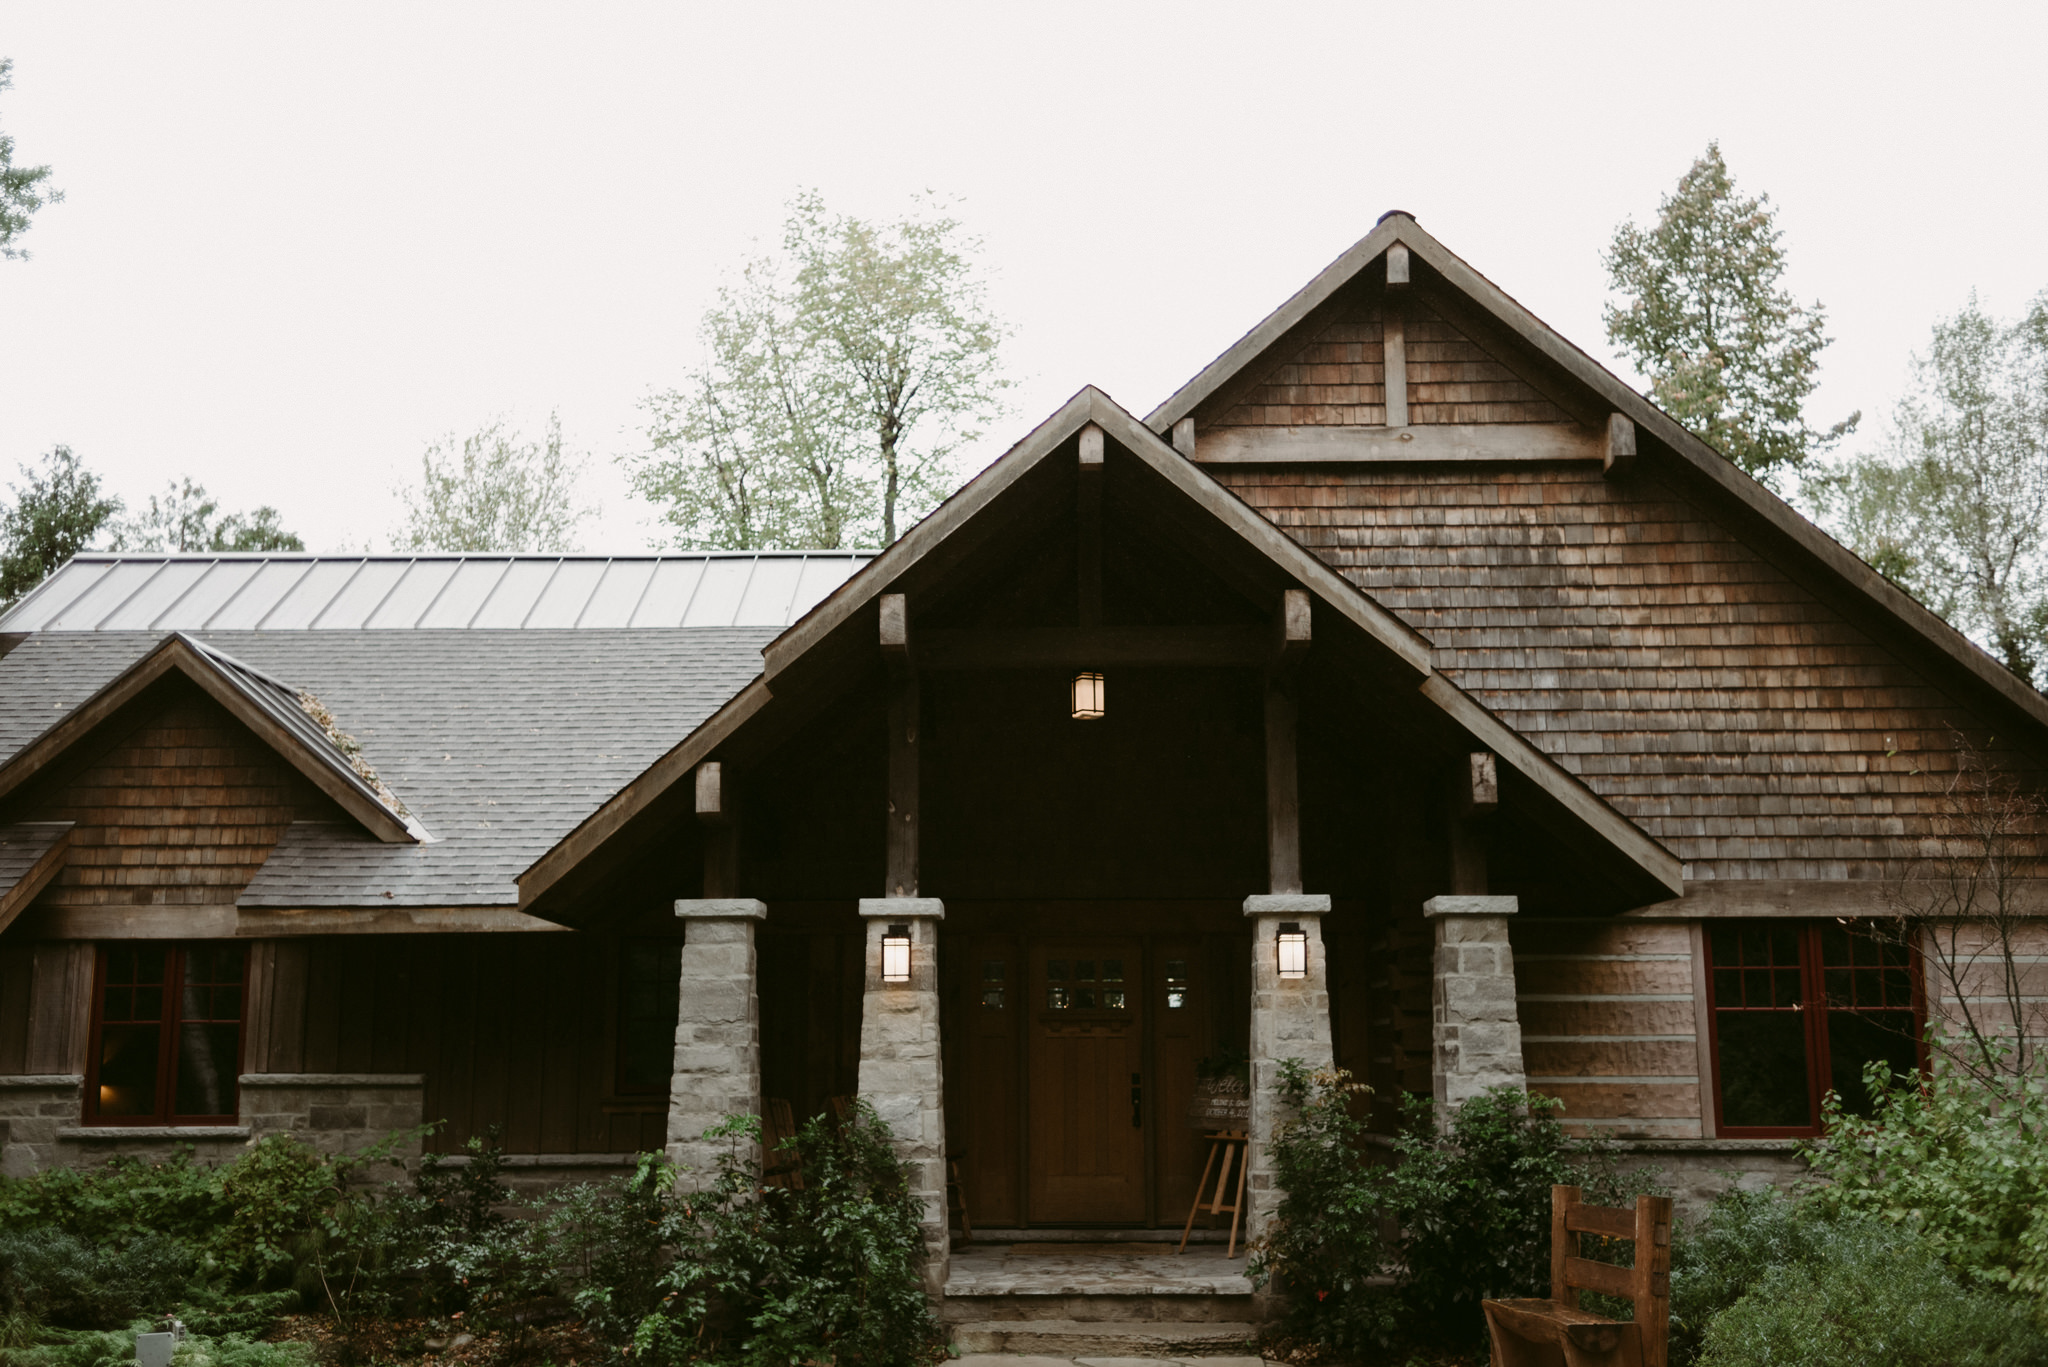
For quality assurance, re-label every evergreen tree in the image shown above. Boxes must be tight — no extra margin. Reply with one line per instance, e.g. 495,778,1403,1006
1604,143,1856,488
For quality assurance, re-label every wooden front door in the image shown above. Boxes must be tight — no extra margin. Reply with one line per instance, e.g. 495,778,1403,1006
1027,940,1147,1223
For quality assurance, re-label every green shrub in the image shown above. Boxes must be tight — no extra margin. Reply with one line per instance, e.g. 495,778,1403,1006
633,1103,943,1367
1247,1065,1659,1357
0,1229,196,1329
0,1324,314,1367
1697,1215,2048,1367
1806,1047,2048,1306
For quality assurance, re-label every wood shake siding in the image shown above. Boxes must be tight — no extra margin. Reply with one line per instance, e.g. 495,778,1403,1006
1217,462,2048,881
1513,919,1705,1139
27,689,331,910
1211,295,1565,429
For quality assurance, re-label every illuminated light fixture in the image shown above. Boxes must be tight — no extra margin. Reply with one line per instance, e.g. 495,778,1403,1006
881,923,912,983
1071,672,1105,720
1277,922,1308,980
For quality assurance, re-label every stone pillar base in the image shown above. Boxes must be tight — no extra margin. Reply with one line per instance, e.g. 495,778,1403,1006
667,899,767,1185
1423,895,1527,1127
855,897,949,1297
1244,893,1334,1244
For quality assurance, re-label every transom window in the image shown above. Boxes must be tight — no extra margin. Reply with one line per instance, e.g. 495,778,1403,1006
1706,922,1920,1136
87,944,245,1125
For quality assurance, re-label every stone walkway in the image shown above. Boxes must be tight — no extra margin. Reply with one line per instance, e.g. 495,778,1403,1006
954,1358,1270,1367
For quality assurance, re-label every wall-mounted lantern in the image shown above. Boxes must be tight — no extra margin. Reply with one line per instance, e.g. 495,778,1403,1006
1277,922,1308,979
881,923,912,983
1072,672,1105,720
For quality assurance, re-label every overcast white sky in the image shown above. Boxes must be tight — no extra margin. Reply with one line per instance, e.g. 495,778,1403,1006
2,2,2043,553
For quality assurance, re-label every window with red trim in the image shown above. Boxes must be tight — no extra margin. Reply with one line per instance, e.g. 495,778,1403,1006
87,944,246,1124
1706,922,1920,1136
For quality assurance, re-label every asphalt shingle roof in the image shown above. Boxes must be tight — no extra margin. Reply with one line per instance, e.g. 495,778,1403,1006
0,629,772,906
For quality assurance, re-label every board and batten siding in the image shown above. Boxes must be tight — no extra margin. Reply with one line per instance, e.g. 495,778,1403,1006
1512,919,1709,1139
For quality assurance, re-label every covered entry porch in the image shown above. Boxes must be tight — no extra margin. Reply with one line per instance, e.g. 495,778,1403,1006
513,392,1681,1306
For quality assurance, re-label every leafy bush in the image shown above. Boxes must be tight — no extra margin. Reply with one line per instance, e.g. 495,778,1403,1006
633,1104,943,1367
1805,1047,2048,1305
0,1324,314,1367
1695,1214,2048,1367
1248,1064,1659,1357
0,1229,195,1329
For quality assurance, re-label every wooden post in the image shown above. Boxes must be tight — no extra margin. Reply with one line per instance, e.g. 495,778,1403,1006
1078,424,1104,629
881,593,920,898
1265,589,1311,896
1604,412,1637,478
1448,752,1495,895
1552,1184,1580,1308
1635,1193,1674,1367
694,760,737,898
1171,416,1196,457
1385,242,1411,288
1383,301,1408,428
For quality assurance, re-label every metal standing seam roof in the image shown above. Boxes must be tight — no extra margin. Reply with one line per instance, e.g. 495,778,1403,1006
0,552,874,633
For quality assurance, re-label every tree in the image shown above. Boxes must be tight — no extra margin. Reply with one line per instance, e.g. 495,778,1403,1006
114,477,305,553
1812,292,2048,682
394,414,590,553
0,446,121,606
630,191,1010,550
0,58,63,261
1604,143,1856,488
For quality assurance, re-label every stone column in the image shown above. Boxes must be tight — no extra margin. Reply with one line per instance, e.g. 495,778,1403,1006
1423,895,1527,1127
667,898,767,1185
1245,893,1334,1240
855,897,949,1295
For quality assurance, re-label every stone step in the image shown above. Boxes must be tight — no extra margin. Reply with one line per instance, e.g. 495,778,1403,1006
949,1318,1264,1357
942,1293,1259,1324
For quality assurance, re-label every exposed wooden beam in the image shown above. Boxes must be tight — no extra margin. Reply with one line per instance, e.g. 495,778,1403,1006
1447,752,1495,896
1272,588,1311,673
1604,412,1638,478
880,592,912,679
1077,427,1103,628
1383,301,1409,428
695,762,739,897
1171,417,1196,457
886,674,920,898
693,761,727,823
916,624,1269,670
1196,423,1602,465
1385,242,1411,288
1461,751,1499,815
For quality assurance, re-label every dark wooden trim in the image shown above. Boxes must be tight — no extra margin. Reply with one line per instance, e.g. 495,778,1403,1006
1196,423,1601,465
1078,427,1104,629
885,674,920,898
0,824,71,938
1264,676,1301,895
918,625,1268,670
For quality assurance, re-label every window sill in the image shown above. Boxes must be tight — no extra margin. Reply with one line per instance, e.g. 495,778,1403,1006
238,1073,425,1087
0,1075,83,1089
59,1126,252,1141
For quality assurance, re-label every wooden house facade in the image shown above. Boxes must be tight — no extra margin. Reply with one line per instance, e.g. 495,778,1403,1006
3,215,2045,1281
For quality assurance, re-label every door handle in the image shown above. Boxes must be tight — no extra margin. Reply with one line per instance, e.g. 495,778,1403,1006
1131,1072,1143,1128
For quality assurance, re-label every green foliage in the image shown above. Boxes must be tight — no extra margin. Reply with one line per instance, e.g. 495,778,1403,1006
1694,1212,2048,1367
375,1134,556,1328
394,414,591,553
1804,1047,2048,1305
1248,1065,1658,1356
0,1230,195,1330
633,1104,942,1367
113,479,304,554
632,190,1010,550
1810,290,2048,682
0,446,122,608
0,58,64,262
0,1323,314,1367
1604,142,1855,488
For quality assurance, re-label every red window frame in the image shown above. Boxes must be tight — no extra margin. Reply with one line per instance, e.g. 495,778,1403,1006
1704,921,1923,1138
84,943,247,1126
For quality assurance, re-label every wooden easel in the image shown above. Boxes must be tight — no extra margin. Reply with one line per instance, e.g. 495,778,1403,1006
1176,1129,1249,1258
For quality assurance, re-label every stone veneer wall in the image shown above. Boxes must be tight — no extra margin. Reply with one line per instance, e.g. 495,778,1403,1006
0,1073,423,1180
855,901,949,1297
1244,895,1335,1242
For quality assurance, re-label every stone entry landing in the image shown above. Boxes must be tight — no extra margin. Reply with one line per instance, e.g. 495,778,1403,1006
944,1238,1260,1358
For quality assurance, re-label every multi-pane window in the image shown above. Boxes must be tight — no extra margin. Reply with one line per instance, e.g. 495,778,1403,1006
1706,923,1920,1136
616,939,682,1094
88,944,245,1124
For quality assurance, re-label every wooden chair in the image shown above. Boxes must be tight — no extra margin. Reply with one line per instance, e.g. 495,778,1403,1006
1482,1185,1673,1367
1176,1130,1249,1258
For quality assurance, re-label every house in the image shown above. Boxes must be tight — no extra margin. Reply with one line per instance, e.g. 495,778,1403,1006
3,214,2041,1291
